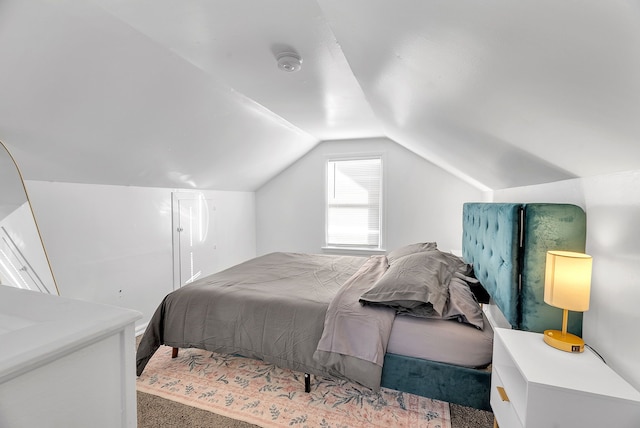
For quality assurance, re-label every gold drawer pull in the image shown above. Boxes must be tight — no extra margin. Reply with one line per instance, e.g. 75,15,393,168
496,386,510,402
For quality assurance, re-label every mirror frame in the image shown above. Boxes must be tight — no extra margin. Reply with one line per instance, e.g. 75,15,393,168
0,140,59,295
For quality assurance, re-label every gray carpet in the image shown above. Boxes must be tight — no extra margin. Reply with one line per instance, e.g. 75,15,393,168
138,391,258,428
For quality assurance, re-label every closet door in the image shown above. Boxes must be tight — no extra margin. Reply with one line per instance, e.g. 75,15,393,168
172,192,217,289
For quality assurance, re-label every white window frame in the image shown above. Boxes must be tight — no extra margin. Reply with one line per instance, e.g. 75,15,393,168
323,154,385,254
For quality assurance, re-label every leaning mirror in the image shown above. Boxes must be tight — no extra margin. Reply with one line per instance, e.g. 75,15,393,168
0,140,58,294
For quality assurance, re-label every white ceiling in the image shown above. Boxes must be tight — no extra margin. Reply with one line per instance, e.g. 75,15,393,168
1,0,640,191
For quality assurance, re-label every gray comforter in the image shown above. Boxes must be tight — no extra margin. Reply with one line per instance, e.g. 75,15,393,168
136,252,383,384
314,255,395,389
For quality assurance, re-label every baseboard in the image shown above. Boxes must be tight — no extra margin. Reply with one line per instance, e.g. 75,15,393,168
135,321,149,337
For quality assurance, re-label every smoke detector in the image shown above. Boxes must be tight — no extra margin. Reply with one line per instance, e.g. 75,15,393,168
277,52,302,72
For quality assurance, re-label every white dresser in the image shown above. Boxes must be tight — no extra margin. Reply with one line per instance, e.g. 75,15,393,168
491,327,640,428
0,286,141,428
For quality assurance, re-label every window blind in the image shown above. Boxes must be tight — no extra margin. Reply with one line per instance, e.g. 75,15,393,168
326,157,382,248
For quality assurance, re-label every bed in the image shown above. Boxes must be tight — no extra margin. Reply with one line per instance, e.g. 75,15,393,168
136,202,586,411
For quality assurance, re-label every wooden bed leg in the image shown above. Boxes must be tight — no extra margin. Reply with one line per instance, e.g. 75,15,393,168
172,347,179,358
304,373,310,393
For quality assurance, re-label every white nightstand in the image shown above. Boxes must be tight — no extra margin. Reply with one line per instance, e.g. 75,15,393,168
491,328,640,428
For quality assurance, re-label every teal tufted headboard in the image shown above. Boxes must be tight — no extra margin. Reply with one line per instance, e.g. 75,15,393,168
462,203,587,335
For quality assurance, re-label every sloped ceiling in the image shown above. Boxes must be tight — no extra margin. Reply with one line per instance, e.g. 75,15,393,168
1,0,640,191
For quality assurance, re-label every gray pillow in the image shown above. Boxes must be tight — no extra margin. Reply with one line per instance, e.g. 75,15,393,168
387,242,438,264
360,250,484,329
442,277,484,329
360,251,452,316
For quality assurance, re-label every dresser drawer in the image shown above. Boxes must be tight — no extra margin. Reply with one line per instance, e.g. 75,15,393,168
490,369,523,428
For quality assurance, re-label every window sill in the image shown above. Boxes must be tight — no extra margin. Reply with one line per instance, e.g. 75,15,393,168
321,246,387,256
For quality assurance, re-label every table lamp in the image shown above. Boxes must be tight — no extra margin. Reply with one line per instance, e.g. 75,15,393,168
543,250,592,353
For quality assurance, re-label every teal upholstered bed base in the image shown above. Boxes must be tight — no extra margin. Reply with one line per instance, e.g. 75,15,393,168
379,203,586,411
381,353,492,410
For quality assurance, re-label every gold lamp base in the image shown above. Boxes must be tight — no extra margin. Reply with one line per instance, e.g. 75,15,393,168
543,329,585,353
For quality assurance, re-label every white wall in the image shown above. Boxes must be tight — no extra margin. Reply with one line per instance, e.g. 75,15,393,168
25,181,256,331
492,169,640,391
256,137,483,255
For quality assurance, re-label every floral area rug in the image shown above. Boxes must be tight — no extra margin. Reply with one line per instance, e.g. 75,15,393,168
137,346,451,428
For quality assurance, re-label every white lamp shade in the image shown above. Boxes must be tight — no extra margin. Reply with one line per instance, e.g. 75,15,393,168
544,250,592,312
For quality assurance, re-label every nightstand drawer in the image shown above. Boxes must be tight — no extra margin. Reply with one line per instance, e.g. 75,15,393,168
491,368,523,428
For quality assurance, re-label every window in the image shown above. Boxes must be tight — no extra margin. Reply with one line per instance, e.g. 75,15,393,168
0,226,50,292
326,156,382,249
